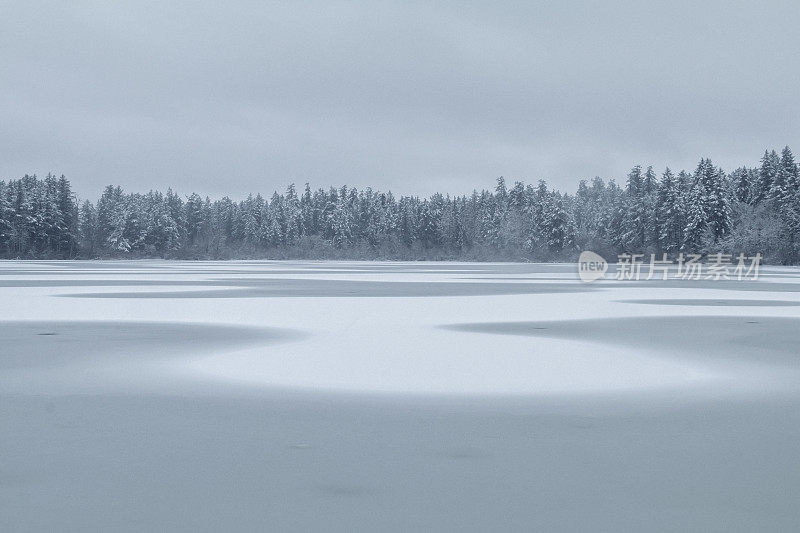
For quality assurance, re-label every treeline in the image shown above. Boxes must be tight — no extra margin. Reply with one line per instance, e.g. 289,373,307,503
1,147,799,262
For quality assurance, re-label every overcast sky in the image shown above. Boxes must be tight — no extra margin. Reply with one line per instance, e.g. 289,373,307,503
1,1,799,200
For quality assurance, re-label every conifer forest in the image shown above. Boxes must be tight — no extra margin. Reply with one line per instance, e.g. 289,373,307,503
2,147,798,263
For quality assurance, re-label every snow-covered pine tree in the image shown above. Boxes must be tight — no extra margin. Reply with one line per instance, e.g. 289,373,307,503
702,163,731,243
731,167,753,204
259,199,280,247
526,180,549,251
682,184,707,252
0,180,10,254
284,184,301,245
55,175,78,256
165,188,187,246
621,166,647,251
656,168,683,253
601,179,626,252
755,150,779,204
775,146,799,211
643,166,659,248
96,185,130,253
300,183,314,237
331,188,354,247
541,192,572,254
776,146,800,262
78,200,97,256
184,193,208,248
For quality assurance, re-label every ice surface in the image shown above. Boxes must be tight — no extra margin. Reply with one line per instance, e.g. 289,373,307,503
2,260,800,531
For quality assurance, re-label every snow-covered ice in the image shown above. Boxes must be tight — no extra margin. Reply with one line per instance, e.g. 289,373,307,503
2,260,800,531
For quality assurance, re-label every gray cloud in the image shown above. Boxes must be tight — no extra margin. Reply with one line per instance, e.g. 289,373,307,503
2,0,799,199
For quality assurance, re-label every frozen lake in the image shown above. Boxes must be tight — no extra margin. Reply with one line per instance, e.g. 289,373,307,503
2,260,800,531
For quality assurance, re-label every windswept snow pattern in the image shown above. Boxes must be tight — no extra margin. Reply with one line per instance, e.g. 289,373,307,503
2,260,800,532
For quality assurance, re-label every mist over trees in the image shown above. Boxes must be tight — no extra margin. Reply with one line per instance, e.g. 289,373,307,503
1,147,799,263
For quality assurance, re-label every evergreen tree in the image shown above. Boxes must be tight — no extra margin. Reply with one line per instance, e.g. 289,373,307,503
56,175,77,256
0,181,10,254
774,146,799,210
621,166,648,250
656,168,683,253
79,200,98,257
702,163,731,243
755,150,779,204
683,184,706,252
731,167,753,204
541,193,572,253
